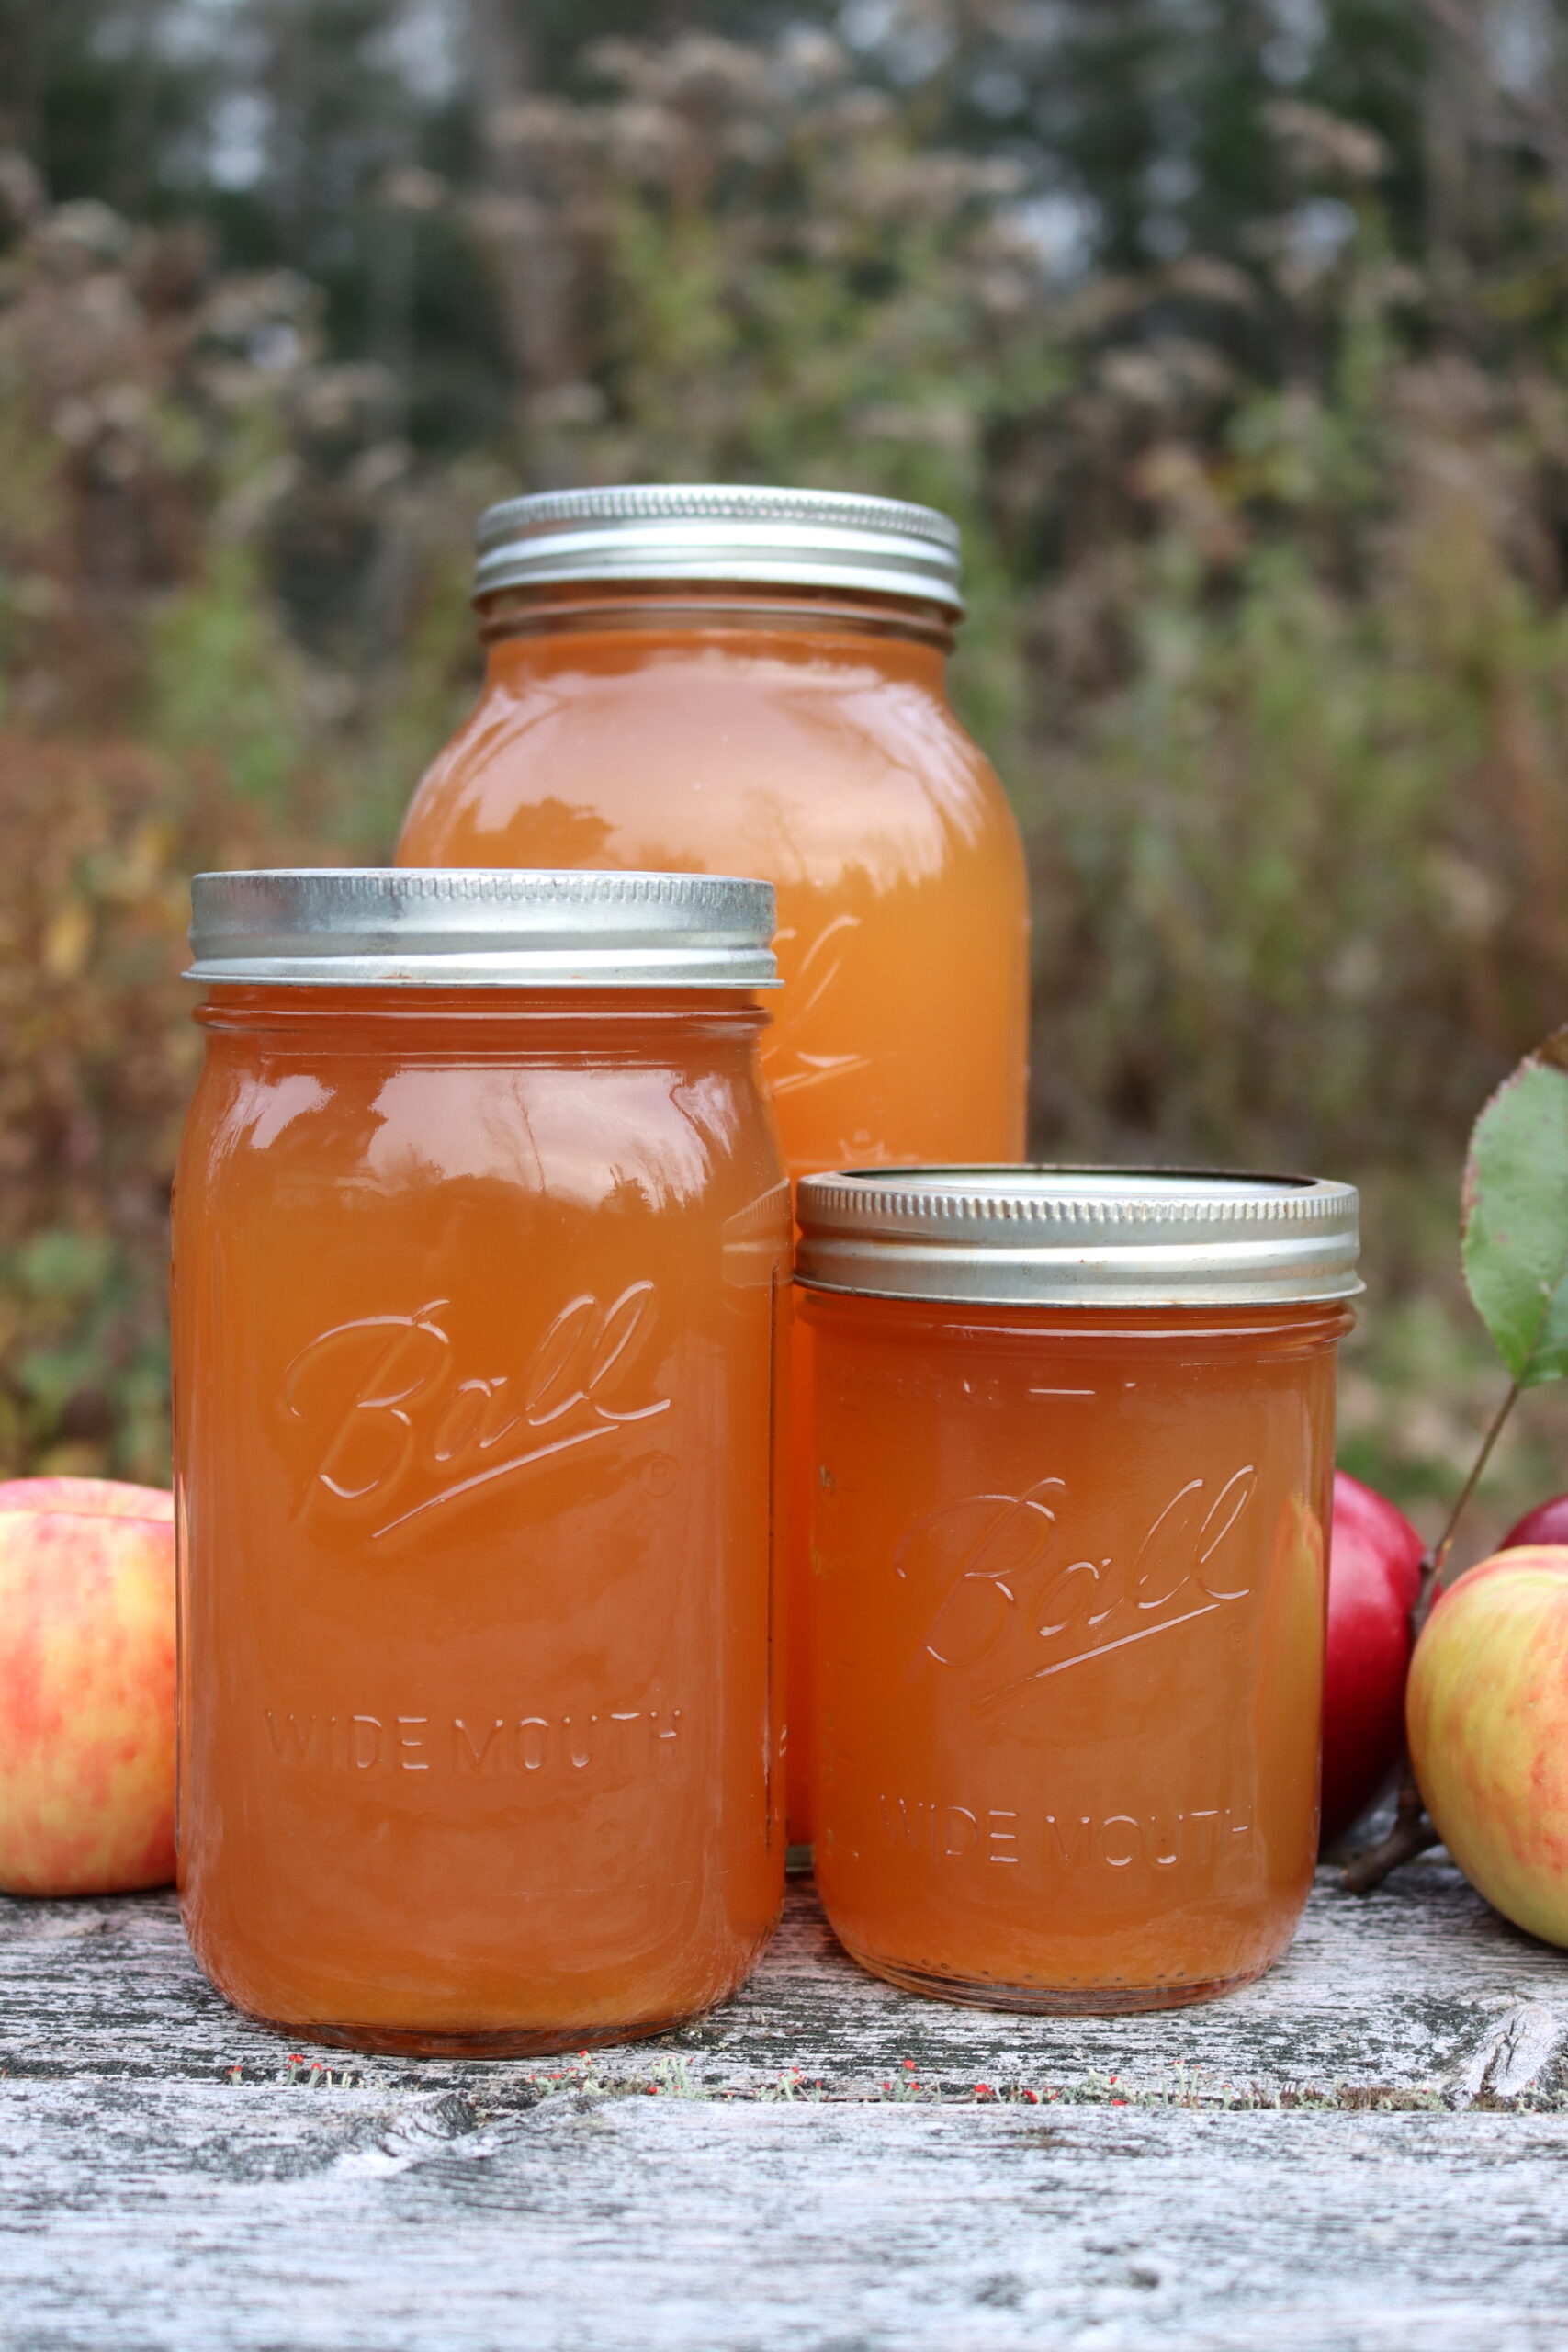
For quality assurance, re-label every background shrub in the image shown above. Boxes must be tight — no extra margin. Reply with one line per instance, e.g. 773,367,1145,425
2,2,1566,1539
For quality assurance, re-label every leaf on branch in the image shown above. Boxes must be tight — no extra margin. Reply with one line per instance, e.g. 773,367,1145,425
1461,1027,1568,1388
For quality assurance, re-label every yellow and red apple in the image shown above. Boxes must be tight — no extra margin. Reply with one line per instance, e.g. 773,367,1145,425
1407,1544,1568,1945
0,1476,176,1896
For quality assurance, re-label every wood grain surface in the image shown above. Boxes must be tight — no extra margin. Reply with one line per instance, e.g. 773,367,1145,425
4,1862,1568,2349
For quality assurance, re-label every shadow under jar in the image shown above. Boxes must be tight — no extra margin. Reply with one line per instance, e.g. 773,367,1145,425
173,869,791,2056
795,1168,1360,2016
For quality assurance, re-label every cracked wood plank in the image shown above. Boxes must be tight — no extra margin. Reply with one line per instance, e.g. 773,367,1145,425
5,2090,1568,2349
2,1863,1566,2106
6,1865,1568,2347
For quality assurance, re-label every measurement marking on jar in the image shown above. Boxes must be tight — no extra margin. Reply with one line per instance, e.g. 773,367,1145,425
834,1364,1006,1409
282,1283,671,1540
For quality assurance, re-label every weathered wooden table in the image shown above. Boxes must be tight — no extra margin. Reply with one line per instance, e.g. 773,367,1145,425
4,1859,1568,2350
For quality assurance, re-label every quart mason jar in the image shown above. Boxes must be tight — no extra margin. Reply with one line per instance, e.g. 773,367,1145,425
173,870,791,2055
396,487,1032,1843
796,1168,1359,2015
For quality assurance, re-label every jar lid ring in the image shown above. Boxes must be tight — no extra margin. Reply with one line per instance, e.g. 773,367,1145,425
795,1165,1362,1308
473,483,964,614
186,868,780,991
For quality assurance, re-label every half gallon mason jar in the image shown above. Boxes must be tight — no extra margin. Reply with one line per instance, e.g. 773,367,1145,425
173,870,790,2055
395,487,1032,1844
796,1169,1359,2014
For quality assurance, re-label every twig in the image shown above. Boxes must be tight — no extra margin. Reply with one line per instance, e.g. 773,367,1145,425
1341,1761,1441,1894
1414,1380,1520,1636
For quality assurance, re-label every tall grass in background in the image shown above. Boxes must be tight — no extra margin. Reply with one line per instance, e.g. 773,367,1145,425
1,31,1566,1539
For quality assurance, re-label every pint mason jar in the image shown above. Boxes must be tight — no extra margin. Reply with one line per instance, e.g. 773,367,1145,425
172,870,790,2055
395,487,1032,1846
796,1169,1359,2015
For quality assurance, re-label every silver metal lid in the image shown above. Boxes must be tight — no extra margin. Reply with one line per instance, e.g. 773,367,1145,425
473,485,964,612
795,1167,1362,1308
186,869,779,990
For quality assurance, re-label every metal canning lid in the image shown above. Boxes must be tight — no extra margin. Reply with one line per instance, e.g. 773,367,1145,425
186,869,779,990
473,484,964,612
795,1167,1362,1308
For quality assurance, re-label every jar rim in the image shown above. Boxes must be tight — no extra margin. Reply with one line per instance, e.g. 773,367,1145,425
186,869,780,991
795,1165,1362,1307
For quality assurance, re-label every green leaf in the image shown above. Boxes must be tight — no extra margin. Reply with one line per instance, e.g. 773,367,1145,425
1461,1029,1568,1387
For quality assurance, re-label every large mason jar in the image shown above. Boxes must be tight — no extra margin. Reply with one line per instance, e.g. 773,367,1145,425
396,487,1032,1840
173,869,790,2054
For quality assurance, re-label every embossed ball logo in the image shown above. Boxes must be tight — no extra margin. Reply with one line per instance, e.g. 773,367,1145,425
282,1284,670,1540
893,1468,1259,1710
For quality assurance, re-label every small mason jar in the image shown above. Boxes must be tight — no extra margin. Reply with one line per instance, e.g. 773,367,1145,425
173,870,791,2055
795,1168,1360,2015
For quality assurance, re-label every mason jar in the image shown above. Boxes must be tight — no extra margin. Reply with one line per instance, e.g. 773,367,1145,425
173,869,790,2055
394,486,1032,1846
796,1168,1359,2014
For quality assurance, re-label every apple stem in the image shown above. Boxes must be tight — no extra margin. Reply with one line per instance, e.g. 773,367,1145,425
1413,1378,1521,1638
1342,1376,1521,1897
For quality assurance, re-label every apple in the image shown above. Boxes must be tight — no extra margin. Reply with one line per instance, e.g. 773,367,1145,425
1502,1492,1568,1550
0,1476,176,1897
1406,1546,1568,1944
1321,1469,1426,1844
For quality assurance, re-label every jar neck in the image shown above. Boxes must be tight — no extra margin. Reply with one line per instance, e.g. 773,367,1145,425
194,985,768,1047
476,580,955,684
800,1292,1356,1350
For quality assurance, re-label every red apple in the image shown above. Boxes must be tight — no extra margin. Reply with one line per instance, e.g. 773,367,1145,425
1502,1492,1568,1551
1407,1545,1568,1945
0,1476,176,1896
1321,1469,1426,1844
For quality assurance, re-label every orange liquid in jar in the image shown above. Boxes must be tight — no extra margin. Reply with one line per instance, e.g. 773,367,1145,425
174,987,790,2054
397,584,1031,1839
804,1295,1348,2010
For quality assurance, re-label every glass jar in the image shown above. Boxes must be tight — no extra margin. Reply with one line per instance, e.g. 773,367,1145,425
395,487,1032,1844
173,870,791,2055
796,1169,1359,2014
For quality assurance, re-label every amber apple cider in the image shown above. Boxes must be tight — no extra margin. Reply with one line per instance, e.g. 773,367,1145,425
175,922,790,2054
398,523,1031,1840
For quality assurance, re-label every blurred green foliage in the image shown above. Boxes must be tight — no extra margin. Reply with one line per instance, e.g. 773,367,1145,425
2,4,1567,1544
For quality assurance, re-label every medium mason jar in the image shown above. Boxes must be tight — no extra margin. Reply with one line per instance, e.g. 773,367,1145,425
796,1169,1359,2015
395,486,1032,1844
173,870,790,2055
